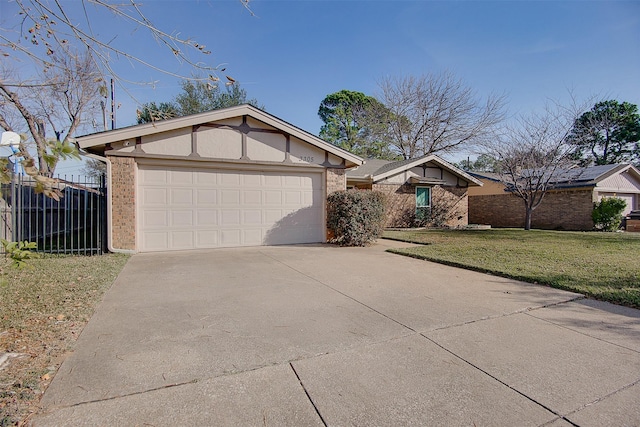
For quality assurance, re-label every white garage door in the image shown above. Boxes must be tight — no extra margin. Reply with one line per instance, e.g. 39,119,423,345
138,165,324,252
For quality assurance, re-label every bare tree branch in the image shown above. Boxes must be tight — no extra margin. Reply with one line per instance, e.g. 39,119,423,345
482,100,588,230
0,0,251,192
375,72,506,159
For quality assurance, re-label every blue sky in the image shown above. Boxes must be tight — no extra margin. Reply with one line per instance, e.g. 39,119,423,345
3,0,640,171
121,0,640,133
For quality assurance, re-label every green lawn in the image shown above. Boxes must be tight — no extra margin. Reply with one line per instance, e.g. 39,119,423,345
383,229,640,308
0,253,130,425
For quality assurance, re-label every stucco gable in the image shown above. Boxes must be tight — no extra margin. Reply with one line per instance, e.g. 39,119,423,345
75,104,363,168
346,154,482,187
597,165,640,193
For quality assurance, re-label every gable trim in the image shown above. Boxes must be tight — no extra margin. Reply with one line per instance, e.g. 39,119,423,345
75,104,363,168
373,155,482,186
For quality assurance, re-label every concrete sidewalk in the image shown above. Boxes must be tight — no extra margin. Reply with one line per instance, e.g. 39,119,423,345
33,240,640,426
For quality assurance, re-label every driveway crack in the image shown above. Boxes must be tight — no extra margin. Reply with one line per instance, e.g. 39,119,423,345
560,377,640,421
420,333,581,427
45,379,199,411
289,362,328,427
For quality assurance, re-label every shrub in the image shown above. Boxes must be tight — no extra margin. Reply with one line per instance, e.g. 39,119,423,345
592,197,627,231
1,239,39,268
327,190,386,246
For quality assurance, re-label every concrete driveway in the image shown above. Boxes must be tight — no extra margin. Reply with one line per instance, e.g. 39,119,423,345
34,240,640,426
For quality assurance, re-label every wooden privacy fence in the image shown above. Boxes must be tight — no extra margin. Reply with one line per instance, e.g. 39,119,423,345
1,174,107,255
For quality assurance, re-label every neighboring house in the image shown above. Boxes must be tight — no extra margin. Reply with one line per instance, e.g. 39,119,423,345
346,155,483,228
468,163,640,230
76,104,363,253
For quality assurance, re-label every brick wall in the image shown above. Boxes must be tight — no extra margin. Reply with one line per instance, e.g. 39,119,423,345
325,168,346,240
108,156,136,250
373,183,414,227
373,183,469,228
326,168,346,195
469,188,595,230
434,186,469,228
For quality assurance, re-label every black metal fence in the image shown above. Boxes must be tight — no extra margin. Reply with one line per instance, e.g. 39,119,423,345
1,174,107,255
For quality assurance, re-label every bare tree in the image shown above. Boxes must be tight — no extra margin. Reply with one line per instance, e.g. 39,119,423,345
374,72,506,159
1,52,103,197
1,0,247,196
485,102,583,230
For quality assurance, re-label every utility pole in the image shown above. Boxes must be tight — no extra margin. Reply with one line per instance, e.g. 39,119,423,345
110,79,116,130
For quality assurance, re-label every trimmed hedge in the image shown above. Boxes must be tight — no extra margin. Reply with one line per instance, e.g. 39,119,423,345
327,190,386,246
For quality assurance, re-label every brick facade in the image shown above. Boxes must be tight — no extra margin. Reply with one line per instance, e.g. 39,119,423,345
434,186,469,228
108,156,136,250
326,168,346,195
325,168,347,240
373,183,469,228
469,188,595,230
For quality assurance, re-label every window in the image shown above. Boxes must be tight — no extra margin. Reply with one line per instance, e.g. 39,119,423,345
415,187,431,208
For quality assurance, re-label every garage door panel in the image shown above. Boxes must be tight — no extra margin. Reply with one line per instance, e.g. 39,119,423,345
220,172,241,185
299,208,321,225
142,188,167,205
195,189,217,205
143,232,169,251
264,191,282,205
140,168,167,184
196,210,218,226
195,172,217,185
283,175,301,187
196,230,218,247
264,209,283,225
242,173,262,186
170,210,193,226
221,209,241,225
138,166,324,251
142,210,168,227
171,231,194,249
171,188,193,205
243,228,263,245
243,210,262,225
243,190,262,205
285,191,302,205
221,229,241,245
221,189,240,204
169,171,193,185
264,175,281,186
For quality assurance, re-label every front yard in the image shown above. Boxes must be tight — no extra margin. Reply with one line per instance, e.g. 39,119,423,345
384,229,640,309
0,253,130,425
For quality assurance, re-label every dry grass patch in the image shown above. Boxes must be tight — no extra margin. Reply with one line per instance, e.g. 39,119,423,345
0,253,129,425
384,229,640,308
